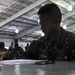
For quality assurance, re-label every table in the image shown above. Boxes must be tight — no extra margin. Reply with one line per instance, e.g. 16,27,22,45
0,60,75,75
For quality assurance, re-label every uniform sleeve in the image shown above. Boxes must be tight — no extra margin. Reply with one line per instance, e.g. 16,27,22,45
70,43,75,61
24,40,40,59
67,40,75,61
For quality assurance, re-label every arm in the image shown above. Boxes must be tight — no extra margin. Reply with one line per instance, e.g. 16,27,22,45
25,40,40,59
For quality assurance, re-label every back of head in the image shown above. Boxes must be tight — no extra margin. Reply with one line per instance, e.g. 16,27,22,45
38,3,62,24
0,42,5,49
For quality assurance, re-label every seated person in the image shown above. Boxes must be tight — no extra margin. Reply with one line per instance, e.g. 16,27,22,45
13,44,25,59
0,42,7,60
25,3,75,61
9,42,14,52
0,42,13,60
0,42,7,51
25,43,29,51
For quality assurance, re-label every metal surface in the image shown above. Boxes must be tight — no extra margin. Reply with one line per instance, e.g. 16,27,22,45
0,60,75,75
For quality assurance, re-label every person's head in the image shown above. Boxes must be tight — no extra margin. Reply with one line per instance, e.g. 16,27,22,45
0,42,5,49
11,42,13,45
11,42,13,46
27,43,29,46
38,3,62,37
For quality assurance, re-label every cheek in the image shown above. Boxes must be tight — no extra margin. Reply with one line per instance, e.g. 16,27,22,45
46,25,51,31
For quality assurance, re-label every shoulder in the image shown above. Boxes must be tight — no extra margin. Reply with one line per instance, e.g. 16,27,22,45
0,48,7,51
61,28,75,46
31,36,45,44
29,36,45,48
38,36,46,42
65,31,75,47
66,31,75,41
62,28,75,41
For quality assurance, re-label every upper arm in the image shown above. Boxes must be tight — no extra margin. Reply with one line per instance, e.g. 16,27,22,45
25,40,39,59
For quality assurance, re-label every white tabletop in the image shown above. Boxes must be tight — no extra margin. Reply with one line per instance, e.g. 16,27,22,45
0,60,75,75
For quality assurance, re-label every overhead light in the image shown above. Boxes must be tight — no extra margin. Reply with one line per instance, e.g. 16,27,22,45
41,4,45,6
63,25,67,29
38,19,40,24
15,29,19,33
67,5,73,11
41,32,45,36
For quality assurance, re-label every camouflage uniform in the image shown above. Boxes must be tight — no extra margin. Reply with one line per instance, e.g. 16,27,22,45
25,28,75,61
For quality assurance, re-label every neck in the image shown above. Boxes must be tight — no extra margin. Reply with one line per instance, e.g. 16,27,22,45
50,27,61,42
